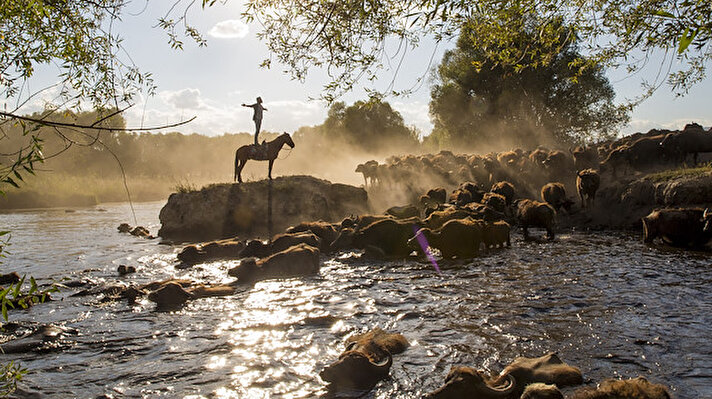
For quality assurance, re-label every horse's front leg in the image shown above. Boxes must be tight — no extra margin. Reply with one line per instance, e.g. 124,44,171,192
268,159,274,180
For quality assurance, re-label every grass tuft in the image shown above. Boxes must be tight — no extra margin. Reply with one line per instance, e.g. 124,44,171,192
645,163,712,182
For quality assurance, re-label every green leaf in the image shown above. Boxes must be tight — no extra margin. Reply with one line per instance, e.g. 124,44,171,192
29,277,37,295
2,303,7,322
678,28,697,54
4,177,19,188
653,10,675,18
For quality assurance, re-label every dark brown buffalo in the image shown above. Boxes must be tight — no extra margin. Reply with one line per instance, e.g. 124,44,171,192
483,220,511,249
601,135,665,175
520,383,563,399
491,181,515,205
228,243,320,283
660,123,712,165
239,232,320,258
410,218,485,258
426,366,516,398
331,218,422,258
599,145,630,177
571,376,672,399
571,146,599,171
642,207,712,248
177,238,244,266
320,328,408,391
483,192,507,213
286,221,339,248
356,160,379,187
427,353,581,399
576,169,600,209
541,182,573,212
385,204,420,219
516,199,556,240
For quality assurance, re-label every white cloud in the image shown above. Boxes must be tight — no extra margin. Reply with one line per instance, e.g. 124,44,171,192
208,20,249,39
392,100,433,137
162,88,205,110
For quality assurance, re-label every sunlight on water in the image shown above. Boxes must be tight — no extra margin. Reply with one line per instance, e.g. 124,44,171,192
1,203,711,397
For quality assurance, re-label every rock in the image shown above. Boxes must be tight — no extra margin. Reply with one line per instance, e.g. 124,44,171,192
117,265,136,275
661,172,712,205
130,226,151,238
0,272,21,285
117,223,131,233
158,176,369,242
621,179,656,206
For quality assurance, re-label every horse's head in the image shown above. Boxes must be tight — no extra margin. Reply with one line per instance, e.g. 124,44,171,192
282,132,295,148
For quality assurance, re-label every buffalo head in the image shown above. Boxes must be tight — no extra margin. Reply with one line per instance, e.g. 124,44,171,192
426,366,516,399
703,208,712,234
319,341,393,390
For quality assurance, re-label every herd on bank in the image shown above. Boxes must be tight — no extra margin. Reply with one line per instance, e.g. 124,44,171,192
3,124,711,397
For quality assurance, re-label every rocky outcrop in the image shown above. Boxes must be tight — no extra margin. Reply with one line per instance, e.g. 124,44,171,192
158,175,369,242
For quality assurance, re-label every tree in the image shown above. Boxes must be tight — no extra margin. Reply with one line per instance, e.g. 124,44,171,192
322,98,420,152
237,0,712,100
429,16,629,149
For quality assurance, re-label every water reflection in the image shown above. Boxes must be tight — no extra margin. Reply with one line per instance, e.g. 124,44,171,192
1,203,711,397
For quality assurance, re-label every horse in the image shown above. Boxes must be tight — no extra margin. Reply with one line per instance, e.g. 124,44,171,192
234,132,295,183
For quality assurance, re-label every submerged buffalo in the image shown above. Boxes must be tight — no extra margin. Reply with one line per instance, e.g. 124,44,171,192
427,352,582,399
229,243,320,283
642,207,712,248
320,328,408,392
410,218,486,258
571,376,672,399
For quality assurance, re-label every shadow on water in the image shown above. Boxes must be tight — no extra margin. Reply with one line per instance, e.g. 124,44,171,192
1,203,711,397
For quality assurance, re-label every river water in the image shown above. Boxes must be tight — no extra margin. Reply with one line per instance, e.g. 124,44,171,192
1,201,711,398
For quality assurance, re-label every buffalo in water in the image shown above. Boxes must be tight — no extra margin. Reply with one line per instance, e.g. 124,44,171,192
410,218,486,258
320,328,408,393
642,207,712,248
570,376,672,399
576,169,600,209
541,183,573,213
516,199,556,240
427,353,582,399
228,243,320,283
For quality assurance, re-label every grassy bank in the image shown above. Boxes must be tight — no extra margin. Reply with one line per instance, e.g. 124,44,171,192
645,163,712,183
0,174,218,209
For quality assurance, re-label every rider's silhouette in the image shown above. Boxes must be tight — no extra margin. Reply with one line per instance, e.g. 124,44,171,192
242,97,267,145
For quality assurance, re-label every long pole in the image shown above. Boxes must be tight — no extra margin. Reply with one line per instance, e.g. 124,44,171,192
267,179,273,243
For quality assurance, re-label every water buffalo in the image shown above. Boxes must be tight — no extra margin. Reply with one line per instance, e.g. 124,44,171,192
491,181,515,205
424,208,474,229
642,207,712,248
483,220,511,249
385,204,420,219
516,199,556,240
330,218,422,258
483,192,507,213
570,376,672,399
571,146,599,171
599,145,630,177
286,221,339,249
421,187,448,206
320,328,408,392
356,160,379,187
576,169,600,209
541,182,573,212
228,243,320,283
177,238,245,267
147,281,237,309
660,123,712,165
410,218,486,258
521,383,564,399
239,232,321,258
426,366,516,398
493,352,583,392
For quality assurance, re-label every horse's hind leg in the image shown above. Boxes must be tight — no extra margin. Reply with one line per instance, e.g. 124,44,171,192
237,159,246,183
268,159,274,180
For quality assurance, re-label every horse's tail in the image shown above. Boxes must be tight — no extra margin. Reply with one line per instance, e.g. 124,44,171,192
234,149,239,182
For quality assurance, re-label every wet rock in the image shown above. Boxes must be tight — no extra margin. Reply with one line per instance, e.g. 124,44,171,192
0,272,21,285
117,265,136,275
158,175,369,242
620,179,656,206
0,323,76,354
147,282,194,309
660,172,712,205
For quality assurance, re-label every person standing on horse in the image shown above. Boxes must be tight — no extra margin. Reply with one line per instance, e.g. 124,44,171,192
242,97,267,145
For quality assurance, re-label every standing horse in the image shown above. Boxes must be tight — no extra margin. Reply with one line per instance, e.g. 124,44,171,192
234,132,295,182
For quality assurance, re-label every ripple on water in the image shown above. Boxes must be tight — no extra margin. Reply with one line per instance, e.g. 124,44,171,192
1,205,711,397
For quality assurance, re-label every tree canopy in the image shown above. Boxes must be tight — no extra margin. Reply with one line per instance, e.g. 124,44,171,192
429,16,630,149
320,98,420,152
238,0,712,100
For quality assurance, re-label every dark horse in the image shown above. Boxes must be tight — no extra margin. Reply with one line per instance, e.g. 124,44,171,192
234,132,295,182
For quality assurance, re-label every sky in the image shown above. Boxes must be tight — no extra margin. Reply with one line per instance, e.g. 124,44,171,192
10,1,712,139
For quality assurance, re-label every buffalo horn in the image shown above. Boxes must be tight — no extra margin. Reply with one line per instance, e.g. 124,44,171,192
704,208,710,219
488,374,516,397
368,352,393,374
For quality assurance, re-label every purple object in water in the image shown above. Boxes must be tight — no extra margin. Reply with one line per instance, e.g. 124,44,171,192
412,225,441,274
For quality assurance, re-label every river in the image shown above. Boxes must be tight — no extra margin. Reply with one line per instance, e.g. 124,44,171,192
1,201,711,398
